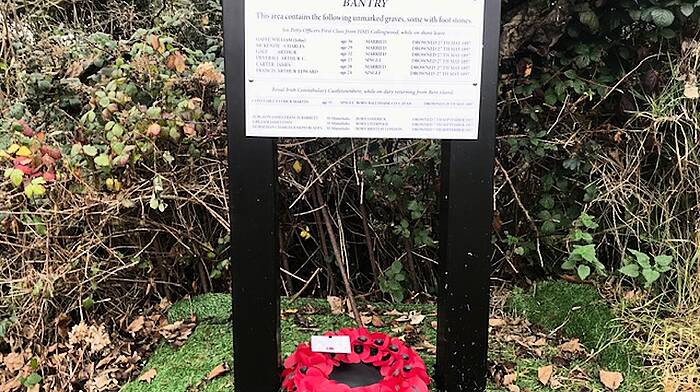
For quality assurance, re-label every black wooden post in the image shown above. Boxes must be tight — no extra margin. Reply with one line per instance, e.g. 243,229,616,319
435,1,501,391
223,0,282,391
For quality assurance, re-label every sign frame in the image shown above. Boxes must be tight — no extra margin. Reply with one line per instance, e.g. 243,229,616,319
222,0,501,390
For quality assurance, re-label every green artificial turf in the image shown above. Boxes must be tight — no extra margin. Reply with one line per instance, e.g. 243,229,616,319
121,283,657,392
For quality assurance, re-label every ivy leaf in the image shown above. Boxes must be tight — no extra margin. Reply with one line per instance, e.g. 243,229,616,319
577,264,591,280
579,11,600,31
642,268,661,286
654,255,673,267
629,249,651,268
561,258,577,270
83,145,98,157
650,8,675,27
619,263,640,278
572,244,598,264
680,4,695,17
94,154,111,167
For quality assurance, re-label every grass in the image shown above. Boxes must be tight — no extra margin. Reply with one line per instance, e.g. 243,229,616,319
508,280,658,390
121,282,658,392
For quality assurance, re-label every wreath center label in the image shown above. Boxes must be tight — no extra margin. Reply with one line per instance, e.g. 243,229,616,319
311,335,352,354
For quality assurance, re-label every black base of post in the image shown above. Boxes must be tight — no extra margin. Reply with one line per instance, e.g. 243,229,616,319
434,1,500,391
223,0,282,391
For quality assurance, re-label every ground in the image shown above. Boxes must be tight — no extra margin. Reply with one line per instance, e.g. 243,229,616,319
120,281,658,392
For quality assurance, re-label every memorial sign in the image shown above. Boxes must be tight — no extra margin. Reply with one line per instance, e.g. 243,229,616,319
223,0,501,390
244,0,485,139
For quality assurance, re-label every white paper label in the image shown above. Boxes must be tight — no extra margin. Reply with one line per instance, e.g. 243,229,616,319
311,335,352,354
244,0,486,139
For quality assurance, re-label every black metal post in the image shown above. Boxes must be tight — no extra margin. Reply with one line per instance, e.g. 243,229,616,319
435,1,501,391
223,1,281,391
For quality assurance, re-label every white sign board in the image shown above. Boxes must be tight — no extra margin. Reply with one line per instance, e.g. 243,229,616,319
244,0,485,139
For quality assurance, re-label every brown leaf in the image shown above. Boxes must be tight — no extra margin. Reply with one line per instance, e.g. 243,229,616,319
502,372,517,386
3,352,24,373
599,370,623,390
684,84,699,99
149,35,161,51
127,316,145,334
431,321,438,329
183,123,196,138
327,296,344,315
147,123,161,137
0,379,21,392
489,318,507,327
65,61,84,78
371,315,384,327
559,339,581,353
138,368,158,383
206,363,229,380
538,365,554,385
166,51,187,73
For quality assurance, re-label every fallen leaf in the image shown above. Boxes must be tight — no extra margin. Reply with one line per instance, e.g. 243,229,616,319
361,314,373,325
127,316,145,334
0,378,21,392
600,370,623,390
147,123,161,137
489,318,507,327
409,312,426,325
65,61,84,78
431,321,438,329
206,363,229,380
293,160,303,174
138,368,158,383
183,123,196,138
3,352,24,373
166,51,187,73
371,315,384,327
559,339,581,353
149,35,161,52
327,296,344,315
15,146,32,157
503,372,517,386
538,365,554,385
684,84,699,99
506,385,520,392
383,309,404,317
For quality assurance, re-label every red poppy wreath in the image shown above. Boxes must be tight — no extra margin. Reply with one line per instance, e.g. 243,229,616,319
282,327,430,392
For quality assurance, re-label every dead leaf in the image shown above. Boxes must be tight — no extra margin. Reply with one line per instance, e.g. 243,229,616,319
127,316,145,334
149,35,159,50
538,365,554,385
489,318,507,327
160,319,196,348
361,314,373,325
559,339,581,353
409,312,426,325
166,51,187,73
3,352,24,373
503,372,517,386
183,123,196,138
327,296,344,315
147,123,161,137
0,379,21,392
599,370,623,390
138,368,158,383
506,385,520,392
431,321,438,329
65,61,84,78
371,315,384,327
206,363,229,380
383,309,404,317
684,84,699,99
